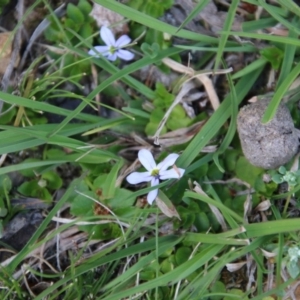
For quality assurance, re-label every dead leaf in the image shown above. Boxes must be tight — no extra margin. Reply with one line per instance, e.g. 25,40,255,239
255,200,271,212
0,32,19,75
226,261,247,272
156,191,180,219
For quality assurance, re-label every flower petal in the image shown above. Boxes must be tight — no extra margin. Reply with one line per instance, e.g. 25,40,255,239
106,52,118,61
147,177,159,204
159,168,185,180
157,153,179,171
117,49,134,61
138,149,156,171
126,171,152,184
147,189,158,205
115,35,131,47
100,26,116,46
88,46,109,57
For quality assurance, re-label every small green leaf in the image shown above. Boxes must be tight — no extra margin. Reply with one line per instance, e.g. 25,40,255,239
64,18,80,34
79,23,93,40
224,289,248,300
166,117,190,131
102,160,123,199
210,281,226,300
145,122,167,136
67,3,85,23
0,104,16,124
86,223,121,240
141,42,160,58
108,188,135,209
194,211,210,232
0,175,12,194
287,260,300,278
77,0,92,18
272,174,283,184
260,46,283,70
175,247,191,265
160,256,175,273
278,166,286,174
170,105,186,119
70,191,94,216
0,207,8,217
235,156,263,186
42,171,63,190
18,180,39,196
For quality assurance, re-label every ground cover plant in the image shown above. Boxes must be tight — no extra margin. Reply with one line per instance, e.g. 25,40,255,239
1,0,300,299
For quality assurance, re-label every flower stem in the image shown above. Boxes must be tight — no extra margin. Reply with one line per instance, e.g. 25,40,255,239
283,192,292,216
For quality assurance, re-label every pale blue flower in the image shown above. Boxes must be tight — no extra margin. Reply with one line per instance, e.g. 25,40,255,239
126,149,185,205
88,26,134,61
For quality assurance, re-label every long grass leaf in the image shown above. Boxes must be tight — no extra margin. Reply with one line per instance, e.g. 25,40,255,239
214,0,239,71
262,61,300,123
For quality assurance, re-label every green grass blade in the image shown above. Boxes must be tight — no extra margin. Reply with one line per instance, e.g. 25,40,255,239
213,65,238,172
102,244,224,300
276,0,300,18
276,16,299,88
257,0,300,35
231,57,266,79
33,235,182,300
262,61,300,123
175,0,211,33
223,31,300,46
0,91,100,122
214,0,239,71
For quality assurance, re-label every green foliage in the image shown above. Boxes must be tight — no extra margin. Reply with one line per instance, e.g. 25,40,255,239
4,0,300,298
271,166,300,187
0,104,17,125
287,246,300,278
127,0,173,18
260,46,284,70
145,83,190,135
223,289,249,300
17,170,62,201
0,175,11,220
43,0,93,81
235,156,264,187
141,42,160,58
44,0,93,44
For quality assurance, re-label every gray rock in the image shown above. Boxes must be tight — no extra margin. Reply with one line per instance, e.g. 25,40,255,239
237,98,299,169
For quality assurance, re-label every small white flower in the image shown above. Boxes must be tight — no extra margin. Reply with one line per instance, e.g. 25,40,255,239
126,149,185,205
88,26,134,61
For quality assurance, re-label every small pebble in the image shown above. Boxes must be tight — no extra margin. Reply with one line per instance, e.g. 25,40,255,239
237,98,299,169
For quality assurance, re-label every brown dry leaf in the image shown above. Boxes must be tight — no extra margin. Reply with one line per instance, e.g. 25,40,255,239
156,197,180,219
226,261,247,272
0,32,19,75
261,248,276,258
155,118,207,148
255,200,271,212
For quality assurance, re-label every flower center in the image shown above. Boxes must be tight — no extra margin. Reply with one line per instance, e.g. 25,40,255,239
151,168,160,178
109,46,117,54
